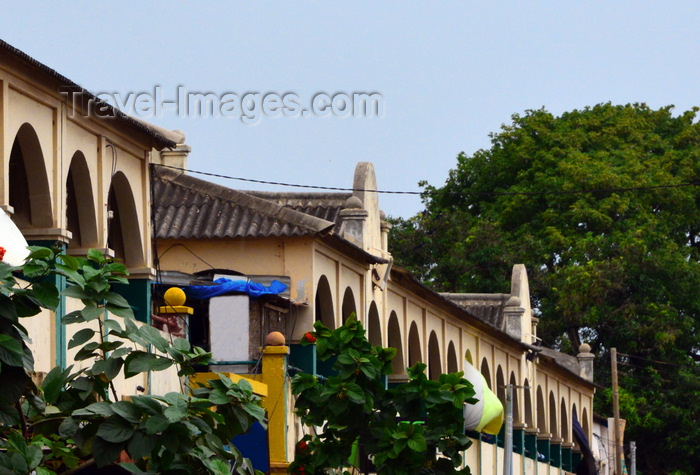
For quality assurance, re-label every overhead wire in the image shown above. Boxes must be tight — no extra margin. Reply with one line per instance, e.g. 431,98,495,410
152,163,698,198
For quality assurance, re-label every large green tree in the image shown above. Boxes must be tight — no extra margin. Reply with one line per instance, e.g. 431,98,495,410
390,103,699,474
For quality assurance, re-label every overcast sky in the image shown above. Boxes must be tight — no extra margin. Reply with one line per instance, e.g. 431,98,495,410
3,1,698,218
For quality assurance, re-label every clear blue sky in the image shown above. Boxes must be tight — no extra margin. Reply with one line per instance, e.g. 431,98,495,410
4,1,698,218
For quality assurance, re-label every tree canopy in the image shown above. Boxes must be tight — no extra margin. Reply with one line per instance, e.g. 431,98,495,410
389,103,699,474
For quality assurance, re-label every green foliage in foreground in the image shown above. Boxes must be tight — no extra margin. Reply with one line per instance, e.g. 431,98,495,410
0,247,265,474
389,103,700,474
289,317,477,475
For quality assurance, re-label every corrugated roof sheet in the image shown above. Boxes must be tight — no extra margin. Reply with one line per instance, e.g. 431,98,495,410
152,167,336,239
245,191,351,230
440,293,510,331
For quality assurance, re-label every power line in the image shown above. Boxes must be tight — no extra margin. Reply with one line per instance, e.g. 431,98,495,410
617,352,685,367
153,163,698,198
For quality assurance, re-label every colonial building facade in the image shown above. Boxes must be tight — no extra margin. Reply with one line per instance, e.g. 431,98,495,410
153,162,597,474
2,38,597,474
0,39,183,395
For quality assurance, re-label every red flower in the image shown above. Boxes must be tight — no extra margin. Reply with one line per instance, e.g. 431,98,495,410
304,332,316,343
299,440,308,452
0,246,5,261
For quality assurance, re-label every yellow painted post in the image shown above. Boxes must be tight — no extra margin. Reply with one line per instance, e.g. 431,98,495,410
261,333,290,474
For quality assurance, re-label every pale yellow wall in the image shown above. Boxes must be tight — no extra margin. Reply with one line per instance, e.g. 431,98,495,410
22,307,55,373
0,60,156,272
0,54,181,404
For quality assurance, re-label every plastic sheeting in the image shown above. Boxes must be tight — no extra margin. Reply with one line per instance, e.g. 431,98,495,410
186,277,287,299
462,360,504,435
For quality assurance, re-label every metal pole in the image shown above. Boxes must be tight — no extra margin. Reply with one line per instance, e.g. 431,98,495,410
611,348,623,475
503,385,513,475
630,441,636,475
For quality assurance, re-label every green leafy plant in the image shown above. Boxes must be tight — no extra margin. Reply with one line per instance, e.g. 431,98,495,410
389,103,700,474
0,247,265,474
289,316,476,475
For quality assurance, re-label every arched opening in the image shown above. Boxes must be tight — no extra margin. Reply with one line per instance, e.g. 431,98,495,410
480,358,492,390
367,301,381,346
9,123,52,228
549,392,558,438
315,275,335,330
524,379,534,429
496,366,506,405
428,331,441,380
510,372,520,423
66,152,98,249
341,287,356,323
408,321,421,367
536,386,546,433
582,408,590,441
572,404,579,449
387,311,404,375
447,342,458,373
107,172,144,268
561,398,569,443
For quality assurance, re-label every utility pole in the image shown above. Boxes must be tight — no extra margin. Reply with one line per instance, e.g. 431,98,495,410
503,385,513,475
611,348,623,475
630,441,636,475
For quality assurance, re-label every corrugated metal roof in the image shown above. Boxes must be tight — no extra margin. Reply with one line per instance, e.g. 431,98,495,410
152,167,336,239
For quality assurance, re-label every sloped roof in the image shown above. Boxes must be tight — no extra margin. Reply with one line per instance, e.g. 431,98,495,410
152,167,336,239
441,293,510,330
0,39,181,149
245,191,351,230
441,293,590,384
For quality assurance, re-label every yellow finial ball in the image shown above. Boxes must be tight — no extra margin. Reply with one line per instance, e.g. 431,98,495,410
164,287,186,307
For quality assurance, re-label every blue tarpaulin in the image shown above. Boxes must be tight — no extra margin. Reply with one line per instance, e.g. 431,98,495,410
186,278,287,299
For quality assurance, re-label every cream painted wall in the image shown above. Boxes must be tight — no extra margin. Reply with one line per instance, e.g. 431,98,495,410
22,307,55,373
0,59,157,272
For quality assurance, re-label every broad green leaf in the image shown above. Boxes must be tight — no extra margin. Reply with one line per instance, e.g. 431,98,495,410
42,365,73,404
164,404,187,422
32,281,59,309
136,325,169,353
126,430,158,461
92,356,124,381
144,414,170,434
97,415,135,443
0,402,20,425
87,248,107,264
407,436,427,452
131,395,165,416
173,337,190,352
104,291,131,309
62,285,91,300
0,294,18,322
81,305,104,321
59,416,80,438
74,342,100,361
72,401,115,417
124,352,173,378
61,310,85,325
0,334,24,366
103,318,124,334
67,328,95,349
105,303,134,319
92,435,124,468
